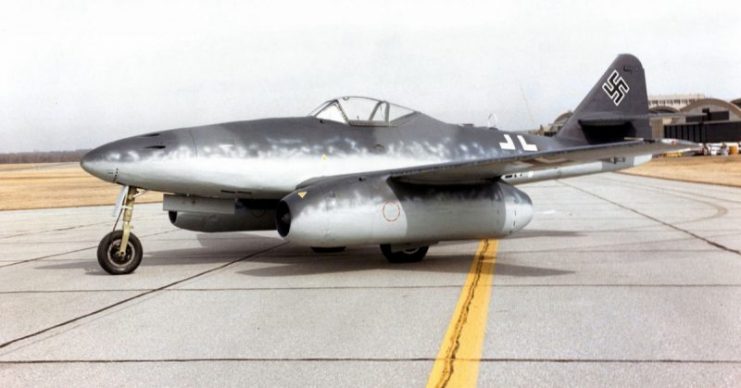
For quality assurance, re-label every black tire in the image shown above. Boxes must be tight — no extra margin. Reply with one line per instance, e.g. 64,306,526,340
380,244,428,263
311,246,346,253
97,230,143,275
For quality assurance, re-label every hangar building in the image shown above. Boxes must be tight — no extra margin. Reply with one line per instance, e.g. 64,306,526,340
538,94,741,143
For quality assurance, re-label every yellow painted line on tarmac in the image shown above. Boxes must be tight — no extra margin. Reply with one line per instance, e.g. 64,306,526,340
427,239,498,388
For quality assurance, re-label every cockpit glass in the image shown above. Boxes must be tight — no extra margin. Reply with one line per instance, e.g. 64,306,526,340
309,96,415,126
312,101,346,124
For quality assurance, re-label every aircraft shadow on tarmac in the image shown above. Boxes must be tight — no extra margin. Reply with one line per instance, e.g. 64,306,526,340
236,254,575,278
37,232,575,278
503,229,581,239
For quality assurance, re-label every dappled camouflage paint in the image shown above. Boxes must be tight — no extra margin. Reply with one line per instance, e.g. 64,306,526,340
81,54,689,246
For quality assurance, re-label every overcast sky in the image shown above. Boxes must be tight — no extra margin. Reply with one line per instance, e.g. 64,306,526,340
1,0,739,152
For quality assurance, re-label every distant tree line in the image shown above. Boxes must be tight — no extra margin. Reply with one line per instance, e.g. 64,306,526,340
0,150,90,164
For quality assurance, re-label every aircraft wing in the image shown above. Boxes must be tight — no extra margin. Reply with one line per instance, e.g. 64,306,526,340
389,138,693,185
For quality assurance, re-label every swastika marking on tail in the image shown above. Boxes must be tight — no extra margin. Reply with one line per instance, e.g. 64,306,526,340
602,70,630,106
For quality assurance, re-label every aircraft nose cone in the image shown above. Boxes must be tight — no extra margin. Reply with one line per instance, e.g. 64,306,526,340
80,147,116,182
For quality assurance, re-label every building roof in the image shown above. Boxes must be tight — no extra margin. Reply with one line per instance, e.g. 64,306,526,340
648,94,705,110
680,98,741,121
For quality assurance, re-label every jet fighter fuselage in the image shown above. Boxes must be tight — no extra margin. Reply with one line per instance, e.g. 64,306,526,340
82,108,581,199
81,55,693,275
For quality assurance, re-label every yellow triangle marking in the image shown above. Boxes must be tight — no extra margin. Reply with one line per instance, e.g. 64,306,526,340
297,191,307,199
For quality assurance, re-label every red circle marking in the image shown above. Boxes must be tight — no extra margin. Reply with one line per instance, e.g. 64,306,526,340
382,201,401,222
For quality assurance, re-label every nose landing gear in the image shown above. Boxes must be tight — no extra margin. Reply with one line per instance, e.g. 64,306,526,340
97,186,144,275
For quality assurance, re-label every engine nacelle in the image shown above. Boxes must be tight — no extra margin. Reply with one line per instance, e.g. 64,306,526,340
168,211,276,232
164,195,276,232
276,176,533,247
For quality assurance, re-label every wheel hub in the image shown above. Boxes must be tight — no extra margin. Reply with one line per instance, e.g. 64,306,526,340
107,240,134,265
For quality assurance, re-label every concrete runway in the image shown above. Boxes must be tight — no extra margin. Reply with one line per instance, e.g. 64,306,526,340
1,173,739,387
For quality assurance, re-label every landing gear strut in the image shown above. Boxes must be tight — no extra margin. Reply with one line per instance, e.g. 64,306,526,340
97,186,143,275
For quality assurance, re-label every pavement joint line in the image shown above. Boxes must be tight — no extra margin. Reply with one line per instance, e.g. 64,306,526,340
427,239,498,388
551,178,732,229
4,283,741,295
489,284,741,288
0,242,288,351
559,181,741,257
592,177,731,226
616,170,741,191
0,289,154,294
0,247,94,269
1,357,739,365
502,250,718,253
501,249,718,253
0,222,110,240
0,214,163,241
602,175,741,205
0,229,177,269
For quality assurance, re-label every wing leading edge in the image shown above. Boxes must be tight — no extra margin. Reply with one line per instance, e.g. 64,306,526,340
390,139,694,185
295,138,695,189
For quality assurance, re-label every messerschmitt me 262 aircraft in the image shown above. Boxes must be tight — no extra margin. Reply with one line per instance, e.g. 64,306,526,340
82,54,691,274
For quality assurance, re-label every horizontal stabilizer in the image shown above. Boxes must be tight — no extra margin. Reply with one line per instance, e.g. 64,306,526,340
578,112,652,126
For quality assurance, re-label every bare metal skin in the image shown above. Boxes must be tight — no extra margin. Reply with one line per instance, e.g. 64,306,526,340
81,54,692,274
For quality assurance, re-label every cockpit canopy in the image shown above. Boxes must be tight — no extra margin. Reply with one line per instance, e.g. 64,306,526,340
309,96,416,126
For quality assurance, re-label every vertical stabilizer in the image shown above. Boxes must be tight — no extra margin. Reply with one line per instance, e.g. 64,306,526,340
556,54,651,144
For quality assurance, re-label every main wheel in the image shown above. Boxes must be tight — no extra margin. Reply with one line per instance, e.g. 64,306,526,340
97,230,143,275
311,246,346,253
380,244,428,263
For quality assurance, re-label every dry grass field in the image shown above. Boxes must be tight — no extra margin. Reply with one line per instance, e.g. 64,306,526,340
0,163,162,211
622,155,741,187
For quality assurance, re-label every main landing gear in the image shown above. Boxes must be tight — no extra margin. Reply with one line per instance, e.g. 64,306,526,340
97,186,143,275
308,244,429,263
380,244,429,263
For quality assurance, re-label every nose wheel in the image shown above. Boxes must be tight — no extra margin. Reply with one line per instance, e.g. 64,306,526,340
97,230,143,274
97,186,144,275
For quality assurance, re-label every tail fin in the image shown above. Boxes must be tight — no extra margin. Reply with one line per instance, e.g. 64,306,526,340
556,54,651,144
